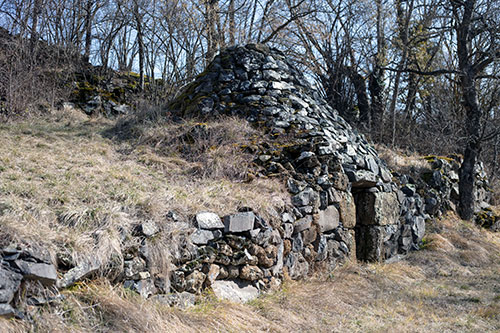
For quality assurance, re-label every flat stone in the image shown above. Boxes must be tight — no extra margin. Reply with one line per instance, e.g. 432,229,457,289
14,260,57,286
190,229,220,245
356,192,399,226
289,95,309,109
269,81,292,91
263,70,281,81
317,206,340,232
346,170,379,188
224,212,255,233
58,259,100,289
380,168,392,183
196,212,224,229
365,156,380,176
211,280,259,303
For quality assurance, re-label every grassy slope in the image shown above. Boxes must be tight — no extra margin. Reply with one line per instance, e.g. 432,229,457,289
0,108,287,261
1,111,499,332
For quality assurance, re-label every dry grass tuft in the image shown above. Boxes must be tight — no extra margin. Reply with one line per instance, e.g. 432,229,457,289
375,144,431,178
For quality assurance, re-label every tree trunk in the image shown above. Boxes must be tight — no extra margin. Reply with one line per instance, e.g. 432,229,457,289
228,0,236,46
347,67,370,125
133,1,145,91
457,0,481,220
369,67,385,141
83,0,93,62
30,0,43,55
390,0,413,147
205,0,218,63
370,0,386,142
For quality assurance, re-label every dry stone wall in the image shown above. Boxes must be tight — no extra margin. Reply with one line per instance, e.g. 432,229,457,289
165,44,429,297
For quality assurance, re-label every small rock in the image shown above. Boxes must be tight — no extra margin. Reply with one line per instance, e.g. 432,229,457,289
317,206,340,233
283,223,294,238
58,259,100,289
284,252,309,279
224,212,255,233
287,178,307,194
152,292,195,309
190,229,221,245
301,227,318,245
124,279,157,298
14,260,57,286
196,212,224,230
206,264,220,285
263,70,281,81
0,303,16,319
141,221,159,237
211,280,259,303
0,267,22,304
240,265,263,281
124,257,147,280
292,188,318,207
185,271,206,294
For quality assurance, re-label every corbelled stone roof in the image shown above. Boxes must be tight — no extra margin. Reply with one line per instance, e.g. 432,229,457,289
170,44,394,192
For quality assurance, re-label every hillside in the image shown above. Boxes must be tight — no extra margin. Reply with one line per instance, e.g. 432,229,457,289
0,44,499,333
0,111,499,332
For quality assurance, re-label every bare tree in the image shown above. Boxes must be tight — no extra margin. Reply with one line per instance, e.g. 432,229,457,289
452,0,499,219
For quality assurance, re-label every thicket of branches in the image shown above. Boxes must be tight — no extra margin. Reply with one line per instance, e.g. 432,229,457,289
0,0,498,218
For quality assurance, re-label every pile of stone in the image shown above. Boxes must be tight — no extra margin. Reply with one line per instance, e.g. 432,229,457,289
171,211,283,294
69,71,148,116
392,155,496,230
1,244,58,319
417,155,491,214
